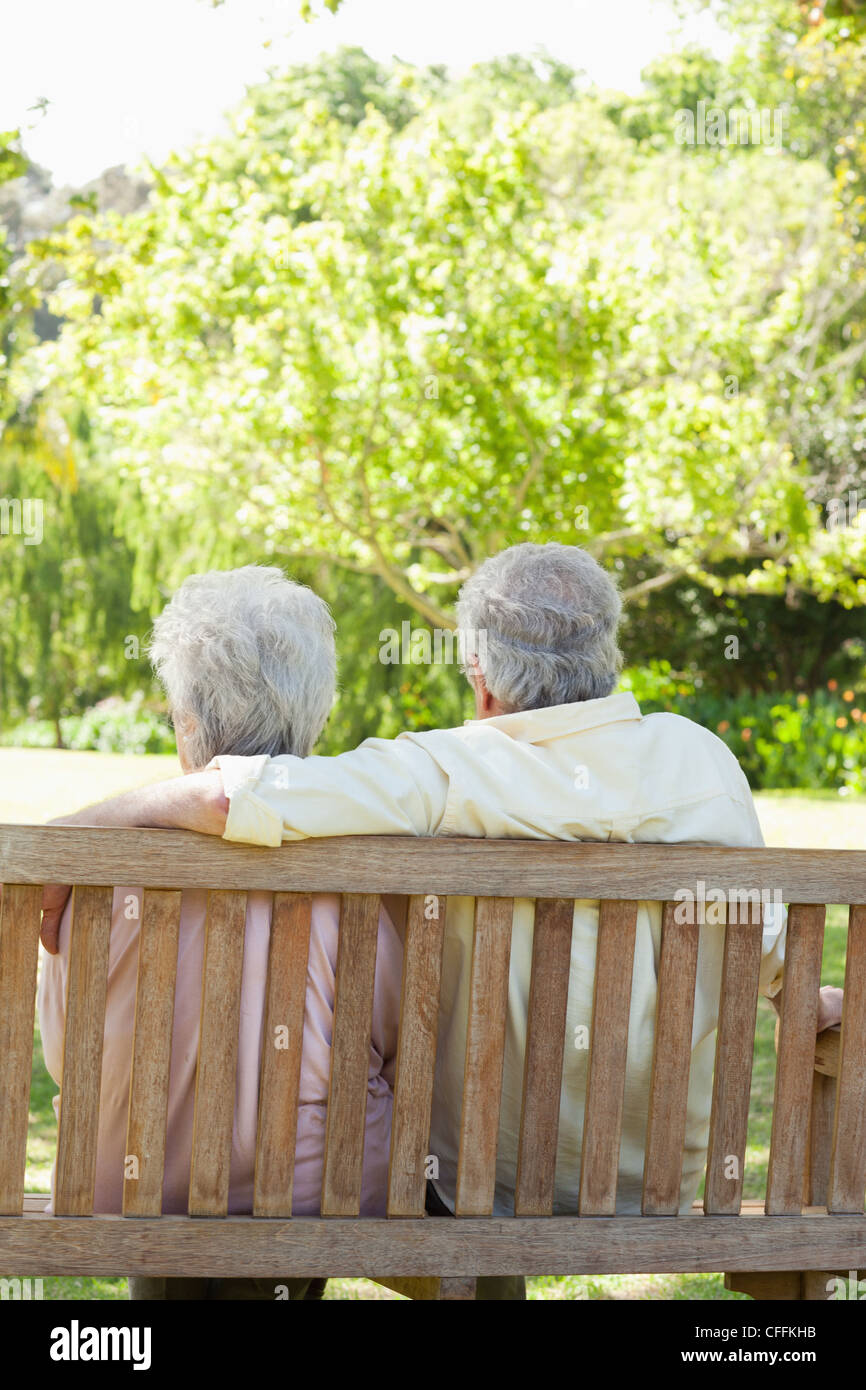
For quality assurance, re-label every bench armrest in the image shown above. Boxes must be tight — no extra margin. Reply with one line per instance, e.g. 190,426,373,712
772,1020,841,1077
813,1025,841,1078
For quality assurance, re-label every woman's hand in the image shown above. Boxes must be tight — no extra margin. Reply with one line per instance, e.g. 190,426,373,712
40,883,73,954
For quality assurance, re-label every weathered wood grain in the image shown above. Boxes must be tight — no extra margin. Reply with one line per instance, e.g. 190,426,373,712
123,889,182,1216
814,1027,841,1077
642,902,700,1215
828,904,866,1213
2,1212,865,1279
724,1272,802,1300
807,1072,837,1210
3,825,865,901
321,894,380,1216
189,890,247,1217
0,883,43,1213
704,905,764,1214
387,895,446,1217
767,904,826,1214
455,897,514,1217
253,892,312,1217
516,898,574,1216
579,899,638,1216
55,885,114,1216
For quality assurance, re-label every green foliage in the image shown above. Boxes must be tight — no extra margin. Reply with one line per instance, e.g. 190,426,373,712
603,47,730,145
3,32,866,761
2,130,152,740
2,694,174,754
23,38,866,638
624,662,866,791
0,456,149,738
0,131,27,190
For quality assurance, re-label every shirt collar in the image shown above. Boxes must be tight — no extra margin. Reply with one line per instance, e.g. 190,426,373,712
463,690,642,743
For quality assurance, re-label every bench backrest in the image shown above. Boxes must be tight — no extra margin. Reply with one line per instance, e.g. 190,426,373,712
1,825,865,1223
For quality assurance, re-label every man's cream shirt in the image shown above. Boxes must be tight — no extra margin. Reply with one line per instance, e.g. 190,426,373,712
215,691,785,1215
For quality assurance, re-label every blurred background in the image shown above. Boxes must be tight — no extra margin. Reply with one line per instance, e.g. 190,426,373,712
1,0,865,797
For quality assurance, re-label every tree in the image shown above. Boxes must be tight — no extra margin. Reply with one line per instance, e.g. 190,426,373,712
0,131,147,742
28,59,866,634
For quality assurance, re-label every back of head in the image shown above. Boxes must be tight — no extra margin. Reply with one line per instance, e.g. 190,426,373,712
456,542,623,712
149,565,336,769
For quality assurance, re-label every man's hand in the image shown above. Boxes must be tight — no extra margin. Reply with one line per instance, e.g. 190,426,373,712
41,883,73,954
768,984,844,1034
817,985,843,1033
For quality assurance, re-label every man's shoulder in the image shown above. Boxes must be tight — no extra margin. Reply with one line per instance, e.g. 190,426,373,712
392,719,509,762
639,707,739,753
392,721,478,750
637,708,754,800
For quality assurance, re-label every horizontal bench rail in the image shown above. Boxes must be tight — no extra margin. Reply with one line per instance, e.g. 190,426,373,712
2,1213,865,1280
3,825,866,901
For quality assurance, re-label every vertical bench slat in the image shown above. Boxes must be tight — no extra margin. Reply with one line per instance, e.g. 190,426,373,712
55,885,114,1216
828,903,866,1212
123,889,182,1217
455,897,513,1217
321,893,380,1217
515,898,574,1216
0,883,43,1214
642,901,699,1216
579,898,638,1216
253,892,313,1217
807,1069,836,1209
704,902,764,1214
387,893,446,1217
766,903,826,1214
189,889,247,1217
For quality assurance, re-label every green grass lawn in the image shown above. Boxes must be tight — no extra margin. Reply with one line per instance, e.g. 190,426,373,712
2,750,859,1301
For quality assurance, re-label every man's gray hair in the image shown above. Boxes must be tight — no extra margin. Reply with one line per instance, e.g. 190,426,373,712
456,542,623,711
149,565,336,768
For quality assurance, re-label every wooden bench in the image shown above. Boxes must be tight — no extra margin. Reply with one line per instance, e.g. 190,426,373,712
0,825,864,1301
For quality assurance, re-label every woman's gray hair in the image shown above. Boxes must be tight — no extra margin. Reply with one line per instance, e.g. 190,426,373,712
148,565,336,769
456,543,622,712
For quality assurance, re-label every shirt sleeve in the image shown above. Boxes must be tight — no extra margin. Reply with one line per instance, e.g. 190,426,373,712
758,898,786,1000
212,736,450,847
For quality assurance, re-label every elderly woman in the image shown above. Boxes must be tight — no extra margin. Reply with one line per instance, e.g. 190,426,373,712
38,566,403,1301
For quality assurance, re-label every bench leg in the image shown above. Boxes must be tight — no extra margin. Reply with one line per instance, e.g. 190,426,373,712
371,1276,478,1300
725,1270,862,1301
801,1270,861,1300
371,1277,443,1300
724,1272,802,1300
437,1277,478,1300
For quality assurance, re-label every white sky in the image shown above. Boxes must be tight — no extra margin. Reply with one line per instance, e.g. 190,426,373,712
0,0,730,186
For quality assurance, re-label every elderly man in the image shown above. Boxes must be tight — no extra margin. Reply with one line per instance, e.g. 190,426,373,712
42,543,839,1294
